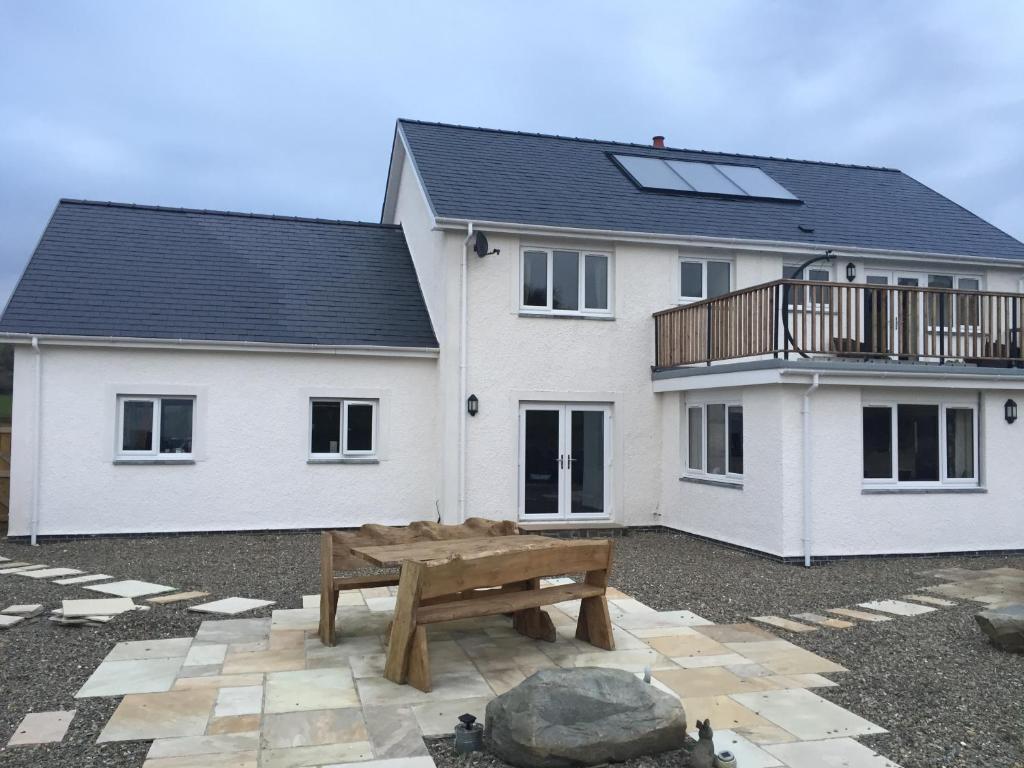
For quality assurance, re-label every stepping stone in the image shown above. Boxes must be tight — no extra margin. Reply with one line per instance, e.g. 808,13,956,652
764,736,902,767
749,615,817,633
3,604,44,618
77,657,186,698
732,689,887,741
148,590,210,605
791,612,854,629
63,598,137,618
0,614,24,629
0,564,48,574
7,710,76,746
858,599,936,617
85,580,175,598
827,608,891,622
19,567,84,579
0,562,30,569
0,555,9,561
54,574,114,585
903,594,957,607
189,597,275,616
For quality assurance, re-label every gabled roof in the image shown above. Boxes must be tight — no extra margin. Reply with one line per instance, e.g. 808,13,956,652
397,119,1024,262
0,200,438,348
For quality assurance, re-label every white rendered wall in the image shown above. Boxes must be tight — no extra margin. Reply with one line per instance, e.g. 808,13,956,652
8,345,439,536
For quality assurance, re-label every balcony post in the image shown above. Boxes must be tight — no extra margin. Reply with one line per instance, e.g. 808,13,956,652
772,283,780,359
705,303,713,366
939,294,947,364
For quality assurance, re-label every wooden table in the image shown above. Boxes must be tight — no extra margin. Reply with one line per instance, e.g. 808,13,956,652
351,534,559,567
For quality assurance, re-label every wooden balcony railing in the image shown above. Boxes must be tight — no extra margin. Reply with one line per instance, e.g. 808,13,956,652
653,279,1024,369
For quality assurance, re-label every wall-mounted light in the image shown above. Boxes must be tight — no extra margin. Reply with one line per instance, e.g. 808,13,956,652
845,262,856,282
1006,398,1017,424
467,394,479,417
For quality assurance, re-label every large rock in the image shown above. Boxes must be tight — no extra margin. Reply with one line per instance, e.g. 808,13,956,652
484,667,687,768
975,604,1024,652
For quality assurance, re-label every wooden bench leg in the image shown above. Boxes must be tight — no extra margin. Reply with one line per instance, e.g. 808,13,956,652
513,607,557,642
575,595,614,650
383,561,425,686
406,626,431,692
319,533,339,646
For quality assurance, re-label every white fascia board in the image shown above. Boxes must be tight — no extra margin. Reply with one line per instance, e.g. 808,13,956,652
433,216,1024,269
0,333,439,359
382,122,439,228
653,364,1024,392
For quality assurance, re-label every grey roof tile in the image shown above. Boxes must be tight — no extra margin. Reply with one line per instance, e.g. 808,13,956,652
399,120,1024,262
0,200,438,348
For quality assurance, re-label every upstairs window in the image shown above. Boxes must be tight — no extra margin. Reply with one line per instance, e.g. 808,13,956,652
521,249,611,316
784,263,833,307
118,396,194,458
685,402,743,480
311,399,377,458
680,258,732,302
862,402,977,486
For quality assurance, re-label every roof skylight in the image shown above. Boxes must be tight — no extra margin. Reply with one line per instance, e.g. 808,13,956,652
613,154,798,200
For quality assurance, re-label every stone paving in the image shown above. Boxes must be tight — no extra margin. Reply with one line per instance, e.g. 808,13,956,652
63,581,902,768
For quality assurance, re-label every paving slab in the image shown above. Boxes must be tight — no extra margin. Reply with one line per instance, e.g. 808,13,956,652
764,736,903,767
0,614,25,629
0,564,48,574
214,686,264,717
7,710,76,746
411,697,490,737
261,706,368,749
146,732,260,759
142,751,258,767
148,591,210,604
194,618,272,645
53,573,114,585
686,727,783,768
826,608,892,622
265,668,359,713
184,642,228,666
63,597,137,618
189,597,275,615
97,689,217,742
76,657,185,698
0,561,29,569
723,641,847,675
260,742,373,768
18,567,84,579
731,688,887,740
902,594,957,607
2,604,44,616
791,612,854,629
750,616,818,633
85,579,176,598
858,599,936,617
106,638,193,661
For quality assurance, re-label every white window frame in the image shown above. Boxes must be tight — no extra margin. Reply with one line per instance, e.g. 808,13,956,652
309,398,378,458
861,400,979,488
683,399,744,481
784,263,834,310
519,247,613,317
116,395,195,459
678,256,733,304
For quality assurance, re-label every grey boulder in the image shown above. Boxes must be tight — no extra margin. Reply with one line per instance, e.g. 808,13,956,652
484,667,687,768
975,604,1024,652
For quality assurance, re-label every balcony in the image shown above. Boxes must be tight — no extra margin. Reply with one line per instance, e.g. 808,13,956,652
653,279,1024,370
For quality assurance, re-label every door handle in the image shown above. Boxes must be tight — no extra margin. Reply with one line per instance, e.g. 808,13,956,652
557,454,563,469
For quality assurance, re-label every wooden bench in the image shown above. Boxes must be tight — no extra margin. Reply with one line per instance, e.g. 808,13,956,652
318,518,519,646
384,539,615,692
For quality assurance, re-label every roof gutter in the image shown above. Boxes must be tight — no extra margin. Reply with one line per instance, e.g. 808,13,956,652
0,334,439,358
432,216,1024,268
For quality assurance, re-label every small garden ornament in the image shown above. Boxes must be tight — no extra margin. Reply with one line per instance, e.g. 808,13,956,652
689,719,716,768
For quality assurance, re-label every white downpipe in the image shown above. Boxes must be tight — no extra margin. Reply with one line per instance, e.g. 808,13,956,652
30,336,42,545
801,373,820,567
458,223,474,522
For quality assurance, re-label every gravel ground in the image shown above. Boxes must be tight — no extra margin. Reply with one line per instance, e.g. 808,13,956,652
1,529,1022,768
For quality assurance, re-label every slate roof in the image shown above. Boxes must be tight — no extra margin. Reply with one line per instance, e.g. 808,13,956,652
398,120,1024,262
0,200,438,348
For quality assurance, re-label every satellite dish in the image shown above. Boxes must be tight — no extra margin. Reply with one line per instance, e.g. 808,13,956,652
473,231,490,258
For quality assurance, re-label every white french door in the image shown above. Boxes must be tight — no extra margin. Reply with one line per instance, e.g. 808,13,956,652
518,403,611,520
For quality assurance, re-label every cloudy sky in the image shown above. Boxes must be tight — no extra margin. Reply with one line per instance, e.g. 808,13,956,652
1,1,1022,304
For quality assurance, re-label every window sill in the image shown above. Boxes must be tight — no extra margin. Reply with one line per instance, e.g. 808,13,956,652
861,486,986,495
680,475,743,490
518,311,614,321
114,458,195,465
307,457,380,465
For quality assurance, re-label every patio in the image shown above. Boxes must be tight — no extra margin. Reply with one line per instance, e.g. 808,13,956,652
1,530,1022,768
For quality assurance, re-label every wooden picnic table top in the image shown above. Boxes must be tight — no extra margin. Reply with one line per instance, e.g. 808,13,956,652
351,534,563,567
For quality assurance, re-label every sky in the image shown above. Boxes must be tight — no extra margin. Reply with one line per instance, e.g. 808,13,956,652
1,1,1022,305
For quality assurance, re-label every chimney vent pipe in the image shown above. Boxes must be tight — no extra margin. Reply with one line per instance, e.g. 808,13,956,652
652,135,665,148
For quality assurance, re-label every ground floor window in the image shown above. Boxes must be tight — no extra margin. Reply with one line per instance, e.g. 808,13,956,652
310,399,377,458
862,402,977,486
118,396,194,458
685,401,743,479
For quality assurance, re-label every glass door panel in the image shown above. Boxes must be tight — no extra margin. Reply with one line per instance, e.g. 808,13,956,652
570,409,605,515
522,409,561,516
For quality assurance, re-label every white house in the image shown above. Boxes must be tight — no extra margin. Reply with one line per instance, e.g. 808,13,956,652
4,120,1024,560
